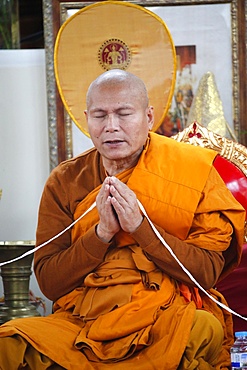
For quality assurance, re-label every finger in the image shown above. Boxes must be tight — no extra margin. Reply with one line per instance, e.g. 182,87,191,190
109,177,129,193
109,179,134,204
110,185,138,213
97,183,111,205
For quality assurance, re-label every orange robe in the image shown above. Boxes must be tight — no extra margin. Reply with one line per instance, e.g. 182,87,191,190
0,132,245,369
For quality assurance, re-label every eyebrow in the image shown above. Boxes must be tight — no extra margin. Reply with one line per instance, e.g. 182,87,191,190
89,105,135,113
89,108,106,113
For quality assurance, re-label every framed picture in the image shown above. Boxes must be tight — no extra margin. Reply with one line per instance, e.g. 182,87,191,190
42,0,247,170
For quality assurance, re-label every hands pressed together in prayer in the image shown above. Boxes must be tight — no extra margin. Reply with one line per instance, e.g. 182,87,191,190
96,176,143,243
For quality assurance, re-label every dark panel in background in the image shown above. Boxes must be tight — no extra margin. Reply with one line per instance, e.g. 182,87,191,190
19,0,44,48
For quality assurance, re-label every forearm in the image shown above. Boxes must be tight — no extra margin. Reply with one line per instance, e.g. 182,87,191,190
132,218,225,289
34,226,110,301
33,166,110,302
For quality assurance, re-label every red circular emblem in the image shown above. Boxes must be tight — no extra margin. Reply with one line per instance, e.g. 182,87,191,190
98,38,131,71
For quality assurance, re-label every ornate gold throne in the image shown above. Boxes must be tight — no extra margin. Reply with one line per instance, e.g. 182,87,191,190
172,121,247,332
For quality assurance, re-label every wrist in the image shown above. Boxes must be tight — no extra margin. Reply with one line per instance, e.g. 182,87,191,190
129,216,144,233
96,224,113,243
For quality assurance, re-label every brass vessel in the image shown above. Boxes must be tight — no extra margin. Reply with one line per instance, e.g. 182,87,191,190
0,240,41,324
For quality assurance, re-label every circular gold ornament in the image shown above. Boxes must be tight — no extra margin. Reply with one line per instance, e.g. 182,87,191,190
98,38,132,71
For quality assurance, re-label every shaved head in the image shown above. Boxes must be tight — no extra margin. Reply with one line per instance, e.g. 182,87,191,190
84,69,154,174
86,69,149,109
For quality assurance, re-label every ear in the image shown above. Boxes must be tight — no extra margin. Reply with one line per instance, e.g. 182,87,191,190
147,106,154,130
84,110,88,120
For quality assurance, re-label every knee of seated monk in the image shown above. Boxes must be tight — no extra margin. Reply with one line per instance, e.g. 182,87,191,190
179,311,225,369
192,309,224,345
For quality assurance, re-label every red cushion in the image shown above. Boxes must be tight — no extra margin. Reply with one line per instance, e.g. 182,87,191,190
214,156,247,332
217,244,247,332
214,155,247,215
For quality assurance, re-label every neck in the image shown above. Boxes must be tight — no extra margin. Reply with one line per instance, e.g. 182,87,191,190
103,152,142,176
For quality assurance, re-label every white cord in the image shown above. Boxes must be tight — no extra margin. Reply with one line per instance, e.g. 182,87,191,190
0,201,96,267
0,198,246,322
137,200,247,322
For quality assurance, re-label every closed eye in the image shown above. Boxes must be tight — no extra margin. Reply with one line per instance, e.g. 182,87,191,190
94,114,106,118
117,109,134,117
90,110,107,119
119,113,131,117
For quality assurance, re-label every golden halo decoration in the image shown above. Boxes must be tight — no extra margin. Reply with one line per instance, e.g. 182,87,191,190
54,1,176,137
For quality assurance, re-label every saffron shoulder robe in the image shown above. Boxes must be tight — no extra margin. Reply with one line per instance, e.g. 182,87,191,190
0,132,245,369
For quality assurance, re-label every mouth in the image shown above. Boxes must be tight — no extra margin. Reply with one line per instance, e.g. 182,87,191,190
104,140,124,145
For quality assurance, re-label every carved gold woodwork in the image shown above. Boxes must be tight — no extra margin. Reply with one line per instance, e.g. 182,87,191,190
172,121,247,178
172,121,247,242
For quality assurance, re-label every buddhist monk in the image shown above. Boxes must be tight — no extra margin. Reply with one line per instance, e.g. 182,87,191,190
0,69,245,369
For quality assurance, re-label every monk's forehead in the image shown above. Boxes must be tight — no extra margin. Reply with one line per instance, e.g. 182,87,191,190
86,71,148,107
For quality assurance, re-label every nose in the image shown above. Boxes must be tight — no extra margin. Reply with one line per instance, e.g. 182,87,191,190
105,113,119,132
